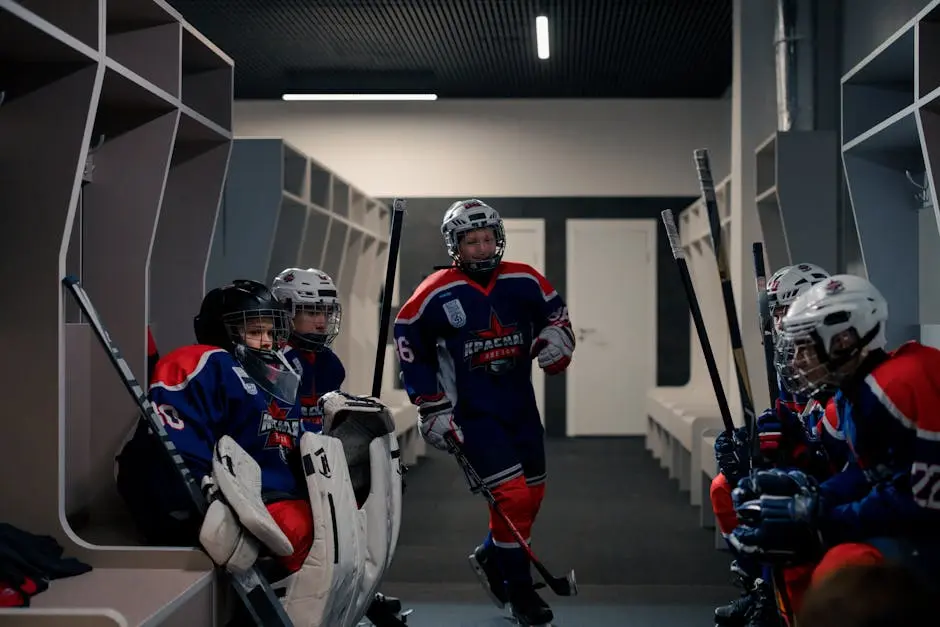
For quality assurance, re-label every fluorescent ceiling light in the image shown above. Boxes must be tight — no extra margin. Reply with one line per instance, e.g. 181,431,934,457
536,15,549,60
282,93,438,101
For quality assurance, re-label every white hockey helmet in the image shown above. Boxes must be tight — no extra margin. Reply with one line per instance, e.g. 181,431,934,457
441,199,506,273
777,274,888,395
767,263,831,313
270,267,342,351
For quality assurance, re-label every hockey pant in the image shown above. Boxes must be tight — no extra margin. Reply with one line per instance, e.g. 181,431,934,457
272,405,403,627
710,472,739,536
459,418,546,586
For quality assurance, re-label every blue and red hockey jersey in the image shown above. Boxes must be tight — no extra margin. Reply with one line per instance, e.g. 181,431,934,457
148,344,304,499
394,261,572,425
816,341,940,541
284,346,346,433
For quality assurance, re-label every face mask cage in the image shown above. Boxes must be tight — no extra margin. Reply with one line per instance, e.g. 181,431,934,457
291,301,342,351
445,222,506,273
223,309,299,403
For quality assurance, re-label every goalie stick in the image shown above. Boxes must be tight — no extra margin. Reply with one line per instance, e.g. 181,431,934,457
372,198,407,399
693,149,759,459
365,198,412,627
62,276,294,627
660,210,736,435
445,434,578,598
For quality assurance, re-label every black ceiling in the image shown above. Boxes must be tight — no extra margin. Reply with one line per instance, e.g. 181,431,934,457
166,0,733,99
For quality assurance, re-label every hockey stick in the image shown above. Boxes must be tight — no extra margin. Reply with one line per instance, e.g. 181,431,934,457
365,199,411,627
693,149,759,457
752,243,780,403
371,198,407,399
62,276,294,627
660,210,736,435
751,244,798,627
445,435,578,597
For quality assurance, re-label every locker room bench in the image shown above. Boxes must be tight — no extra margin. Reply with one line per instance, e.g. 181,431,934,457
645,387,725,509
22,565,216,626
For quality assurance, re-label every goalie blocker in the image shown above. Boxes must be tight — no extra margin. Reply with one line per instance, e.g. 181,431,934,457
199,391,403,627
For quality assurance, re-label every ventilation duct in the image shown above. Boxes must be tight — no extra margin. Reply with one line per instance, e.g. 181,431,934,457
775,0,799,132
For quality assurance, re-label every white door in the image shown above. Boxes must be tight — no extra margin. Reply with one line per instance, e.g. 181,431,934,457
566,219,657,435
502,219,547,423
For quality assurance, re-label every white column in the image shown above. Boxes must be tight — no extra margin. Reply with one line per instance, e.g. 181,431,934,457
730,0,779,416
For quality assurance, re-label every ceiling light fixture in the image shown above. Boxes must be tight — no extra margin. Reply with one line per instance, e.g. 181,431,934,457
281,93,438,102
536,15,550,60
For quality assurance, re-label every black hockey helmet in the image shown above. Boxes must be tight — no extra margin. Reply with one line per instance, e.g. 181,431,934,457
194,280,300,403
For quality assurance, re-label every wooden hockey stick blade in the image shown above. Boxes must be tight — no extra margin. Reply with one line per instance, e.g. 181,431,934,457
62,275,294,627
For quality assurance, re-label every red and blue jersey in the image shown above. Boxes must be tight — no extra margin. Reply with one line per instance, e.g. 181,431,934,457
284,346,346,433
148,344,304,499
394,262,572,425
817,342,940,540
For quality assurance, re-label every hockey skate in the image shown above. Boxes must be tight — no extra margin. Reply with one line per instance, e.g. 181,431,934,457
360,592,414,626
507,582,554,626
469,543,509,608
714,560,758,626
742,578,779,627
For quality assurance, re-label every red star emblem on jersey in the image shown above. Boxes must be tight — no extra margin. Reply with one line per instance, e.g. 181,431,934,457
260,399,295,449
465,310,525,369
474,311,518,339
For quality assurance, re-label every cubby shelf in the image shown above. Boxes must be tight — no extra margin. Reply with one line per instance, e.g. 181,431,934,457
840,0,940,348
753,130,838,273
206,137,392,396
0,0,233,624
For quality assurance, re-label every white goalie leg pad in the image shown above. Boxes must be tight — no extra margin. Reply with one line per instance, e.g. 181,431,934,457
275,432,364,627
387,435,403,567
346,432,404,626
211,435,294,557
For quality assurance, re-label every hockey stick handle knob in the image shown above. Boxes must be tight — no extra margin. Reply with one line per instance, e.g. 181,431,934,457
660,210,684,260
392,197,407,214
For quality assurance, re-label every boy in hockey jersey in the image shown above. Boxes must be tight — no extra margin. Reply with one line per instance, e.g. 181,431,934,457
271,267,346,431
710,263,833,626
394,199,575,626
729,274,940,613
271,267,410,627
118,280,314,571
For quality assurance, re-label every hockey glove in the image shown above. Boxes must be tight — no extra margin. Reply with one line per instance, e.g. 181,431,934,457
417,395,463,452
728,469,823,564
714,426,749,486
530,325,575,375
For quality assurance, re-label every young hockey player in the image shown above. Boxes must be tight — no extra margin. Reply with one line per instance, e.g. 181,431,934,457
729,274,940,613
118,280,402,627
394,199,575,627
118,280,311,564
271,267,409,627
271,267,346,431
710,263,831,627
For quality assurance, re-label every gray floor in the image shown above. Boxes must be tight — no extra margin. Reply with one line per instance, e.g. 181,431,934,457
381,437,736,626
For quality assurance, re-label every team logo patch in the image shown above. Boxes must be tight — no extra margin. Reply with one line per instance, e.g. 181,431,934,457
443,298,467,328
463,310,525,375
824,279,844,294
231,366,258,395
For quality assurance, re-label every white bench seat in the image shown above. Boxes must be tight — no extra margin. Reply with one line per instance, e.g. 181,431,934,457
646,387,726,508
4,567,215,627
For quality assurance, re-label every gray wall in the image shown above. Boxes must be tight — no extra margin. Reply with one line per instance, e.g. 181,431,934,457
382,197,695,438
